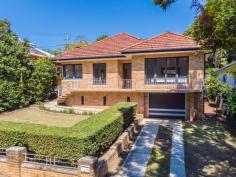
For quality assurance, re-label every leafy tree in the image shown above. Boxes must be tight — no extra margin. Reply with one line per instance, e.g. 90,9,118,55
0,19,57,112
184,0,236,67
153,0,176,10
153,0,203,10
156,0,236,62
0,19,32,111
65,36,88,50
189,0,236,51
95,35,108,42
45,48,63,55
29,58,57,102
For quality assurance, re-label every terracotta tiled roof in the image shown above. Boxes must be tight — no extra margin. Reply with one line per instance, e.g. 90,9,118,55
122,32,199,53
54,32,200,60
55,33,142,59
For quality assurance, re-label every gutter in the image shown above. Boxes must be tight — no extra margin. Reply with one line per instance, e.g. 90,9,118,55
121,47,200,54
51,55,125,62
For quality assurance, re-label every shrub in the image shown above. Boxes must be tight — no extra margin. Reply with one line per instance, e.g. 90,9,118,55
205,76,232,100
63,108,75,114
81,111,95,115
0,102,137,159
226,89,236,119
28,58,57,102
205,67,219,75
206,76,236,119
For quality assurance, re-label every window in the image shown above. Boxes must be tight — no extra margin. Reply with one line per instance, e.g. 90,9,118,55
74,65,83,79
103,96,107,105
166,58,177,78
63,64,82,79
127,97,131,102
145,57,189,84
93,63,106,85
177,57,188,76
63,65,73,79
81,96,84,105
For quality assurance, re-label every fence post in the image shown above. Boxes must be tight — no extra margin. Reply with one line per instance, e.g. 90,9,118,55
6,146,26,177
78,156,98,177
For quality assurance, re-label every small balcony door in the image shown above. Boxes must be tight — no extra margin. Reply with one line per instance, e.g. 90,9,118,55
93,63,106,85
123,63,132,89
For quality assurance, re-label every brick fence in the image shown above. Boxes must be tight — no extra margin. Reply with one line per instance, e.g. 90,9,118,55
0,116,142,177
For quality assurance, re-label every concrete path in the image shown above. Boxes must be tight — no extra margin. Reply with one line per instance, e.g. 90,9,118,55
115,121,160,177
114,119,186,177
169,122,186,177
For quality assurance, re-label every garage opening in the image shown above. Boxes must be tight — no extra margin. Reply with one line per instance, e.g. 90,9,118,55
149,93,185,119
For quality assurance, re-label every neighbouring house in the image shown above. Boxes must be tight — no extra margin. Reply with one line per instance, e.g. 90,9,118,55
52,32,205,121
213,61,236,88
29,45,54,59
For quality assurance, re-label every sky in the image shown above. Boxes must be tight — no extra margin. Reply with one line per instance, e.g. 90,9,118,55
0,0,196,50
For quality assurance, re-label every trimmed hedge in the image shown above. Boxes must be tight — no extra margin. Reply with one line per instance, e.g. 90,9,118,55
0,102,137,159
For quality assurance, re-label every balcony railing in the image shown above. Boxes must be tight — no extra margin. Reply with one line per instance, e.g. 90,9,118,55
145,76,188,84
59,78,203,95
122,79,133,89
93,79,106,85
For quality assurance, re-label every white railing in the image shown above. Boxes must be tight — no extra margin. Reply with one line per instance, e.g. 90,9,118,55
24,153,77,168
93,79,106,85
145,76,188,84
141,79,203,90
60,78,203,93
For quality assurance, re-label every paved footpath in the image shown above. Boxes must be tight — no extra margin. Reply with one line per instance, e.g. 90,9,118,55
114,119,186,177
169,122,186,177
115,121,160,177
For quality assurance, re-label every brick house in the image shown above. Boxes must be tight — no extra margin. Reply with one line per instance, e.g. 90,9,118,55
52,32,204,121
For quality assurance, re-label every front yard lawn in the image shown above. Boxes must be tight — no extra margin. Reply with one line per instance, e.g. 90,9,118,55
184,119,236,177
0,102,137,159
0,107,88,127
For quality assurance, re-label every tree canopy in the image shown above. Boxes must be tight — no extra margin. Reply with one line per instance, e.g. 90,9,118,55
153,0,176,10
154,0,236,53
65,36,88,50
95,35,108,42
187,0,236,51
0,19,57,112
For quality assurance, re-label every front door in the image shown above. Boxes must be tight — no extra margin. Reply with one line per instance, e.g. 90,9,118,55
123,63,132,88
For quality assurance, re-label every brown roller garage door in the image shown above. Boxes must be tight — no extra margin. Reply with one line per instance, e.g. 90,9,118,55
148,93,185,119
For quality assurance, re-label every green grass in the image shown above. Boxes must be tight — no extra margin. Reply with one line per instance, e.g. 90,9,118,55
0,107,88,127
145,126,172,177
0,102,137,159
184,119,236,177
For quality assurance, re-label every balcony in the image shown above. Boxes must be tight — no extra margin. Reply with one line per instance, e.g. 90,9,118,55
59,77,203,94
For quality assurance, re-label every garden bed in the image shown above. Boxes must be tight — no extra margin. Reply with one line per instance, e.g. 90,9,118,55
0,102,137,159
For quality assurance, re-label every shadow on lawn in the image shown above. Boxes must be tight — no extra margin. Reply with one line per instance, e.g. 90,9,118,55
184,119,236,177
